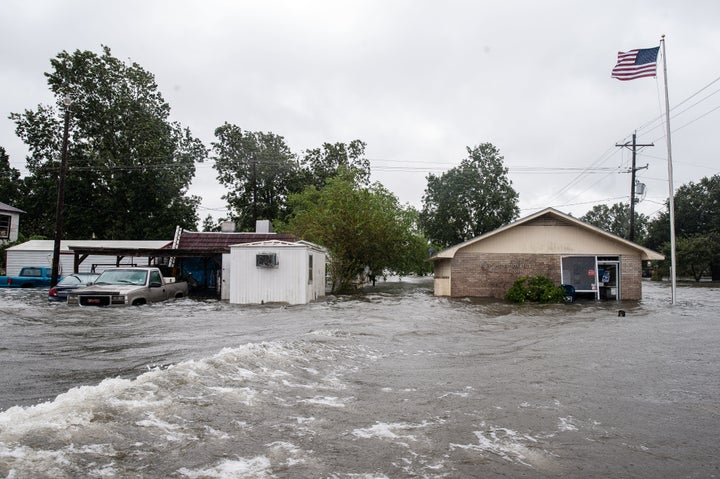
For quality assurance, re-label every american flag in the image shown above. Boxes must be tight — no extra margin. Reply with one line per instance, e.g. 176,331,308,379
611,46,659,81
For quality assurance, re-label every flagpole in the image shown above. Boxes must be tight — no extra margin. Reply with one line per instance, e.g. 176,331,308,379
661,35,677,304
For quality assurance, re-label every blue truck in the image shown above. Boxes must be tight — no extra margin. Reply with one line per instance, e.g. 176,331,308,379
0,266,57,288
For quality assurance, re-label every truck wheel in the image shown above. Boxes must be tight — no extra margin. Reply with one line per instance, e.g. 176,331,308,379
132,299,146,306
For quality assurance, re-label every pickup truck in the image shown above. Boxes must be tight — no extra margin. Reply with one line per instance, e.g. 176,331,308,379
0,266,57,288
67,267,188,306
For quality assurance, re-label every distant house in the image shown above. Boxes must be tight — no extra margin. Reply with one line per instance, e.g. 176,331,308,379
226,240,327,305
13,220,327,302
0,201,24,244
4,239,172,277
171,222,299,298
429,207,664,301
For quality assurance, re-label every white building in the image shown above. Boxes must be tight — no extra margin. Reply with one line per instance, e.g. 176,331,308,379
226,240,327,305
0,201,24,244
4,239,171,277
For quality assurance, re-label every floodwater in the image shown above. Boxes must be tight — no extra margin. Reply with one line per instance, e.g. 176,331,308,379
0,279,718,478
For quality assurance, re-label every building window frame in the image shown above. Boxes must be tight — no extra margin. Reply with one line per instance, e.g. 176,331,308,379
0,214,10,239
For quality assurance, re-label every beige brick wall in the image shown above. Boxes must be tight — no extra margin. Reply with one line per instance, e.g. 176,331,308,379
450,253,561,299
620,254,642,300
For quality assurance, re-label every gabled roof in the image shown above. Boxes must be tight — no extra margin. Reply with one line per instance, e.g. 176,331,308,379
430,207,664,261
0,201,25,214
175,231,297,250
232,240,302,248
230,239,327,252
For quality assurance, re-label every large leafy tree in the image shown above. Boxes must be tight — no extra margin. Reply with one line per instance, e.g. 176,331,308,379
212,124,301,231
0,147,22,203
419,143,519,248
581,202,649,243
646,175,720,250
10,46,204,240
279,170,430,293
647,175,720,280
671,234,720,282
300,140,371,189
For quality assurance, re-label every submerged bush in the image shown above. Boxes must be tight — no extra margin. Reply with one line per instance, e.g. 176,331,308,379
505,275,566,303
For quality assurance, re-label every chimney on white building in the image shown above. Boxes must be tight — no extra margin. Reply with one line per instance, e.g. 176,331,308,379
220,221,236,232
255,220,272,233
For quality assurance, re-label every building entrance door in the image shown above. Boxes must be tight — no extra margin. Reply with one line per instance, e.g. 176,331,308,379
597,262,620,300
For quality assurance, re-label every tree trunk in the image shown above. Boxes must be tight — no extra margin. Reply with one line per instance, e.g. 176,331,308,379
711,262,720,282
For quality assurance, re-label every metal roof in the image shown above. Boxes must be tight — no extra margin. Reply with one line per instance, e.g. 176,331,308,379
8,239,171,252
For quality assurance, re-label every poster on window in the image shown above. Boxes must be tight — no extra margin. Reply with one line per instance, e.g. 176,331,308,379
561,256,597,291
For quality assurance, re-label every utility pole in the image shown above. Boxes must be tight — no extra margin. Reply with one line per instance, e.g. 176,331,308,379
51,95,72,287
251,155,257,224
616,132,652,242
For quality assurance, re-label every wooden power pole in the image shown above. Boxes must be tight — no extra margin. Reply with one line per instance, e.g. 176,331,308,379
616,132,652,242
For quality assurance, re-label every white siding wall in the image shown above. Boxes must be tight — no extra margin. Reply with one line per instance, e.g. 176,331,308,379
307,251,327,302
7,212,20,243
229,246,305,304
228,244,326,305
221,253,231,301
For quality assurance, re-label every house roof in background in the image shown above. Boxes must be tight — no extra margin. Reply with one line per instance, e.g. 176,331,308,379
8,240,171,252
0,201,25,214
175,231,298,251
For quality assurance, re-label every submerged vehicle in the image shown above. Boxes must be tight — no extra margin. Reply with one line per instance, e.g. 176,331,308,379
0,266,56,288
48,272,100,302
67,267,188,306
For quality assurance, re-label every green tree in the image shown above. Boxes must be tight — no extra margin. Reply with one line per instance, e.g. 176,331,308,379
212,124,300,231
10,46,204,240
279,170,430,293
300,140,371,189
419,143,519,248
646,175,720,280
581,202,649,243
0,146,22,203
658,233,720,282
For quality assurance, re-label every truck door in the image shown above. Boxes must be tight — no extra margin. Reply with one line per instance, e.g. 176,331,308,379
148,270,167,302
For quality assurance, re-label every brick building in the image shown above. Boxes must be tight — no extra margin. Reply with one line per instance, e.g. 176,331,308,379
430,208,663,301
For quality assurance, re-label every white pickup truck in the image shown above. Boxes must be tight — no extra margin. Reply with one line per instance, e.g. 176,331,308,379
67,267,188,306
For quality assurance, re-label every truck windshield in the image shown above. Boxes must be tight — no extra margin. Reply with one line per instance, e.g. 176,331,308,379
95,270,148,286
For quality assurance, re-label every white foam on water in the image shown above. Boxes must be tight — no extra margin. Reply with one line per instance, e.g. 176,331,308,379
449,423,545,468
0,337,380,475
0,377,136,436
207,386,258,405
289,415,315,423
0,443,76,478
177,455,272,478
341,475,391,479
297,396,347,407
351,419,440,443
87,461,117,477
353,422,417,441
135,411,197,442
264,441,307,466
558,416,578,432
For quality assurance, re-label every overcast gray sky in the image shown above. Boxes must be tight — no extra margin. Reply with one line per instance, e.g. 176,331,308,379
2,0,719,225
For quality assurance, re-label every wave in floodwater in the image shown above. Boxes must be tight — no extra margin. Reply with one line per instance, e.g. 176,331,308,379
1,279,719,478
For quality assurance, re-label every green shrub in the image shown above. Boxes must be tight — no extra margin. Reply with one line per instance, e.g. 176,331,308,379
505,275,566,303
